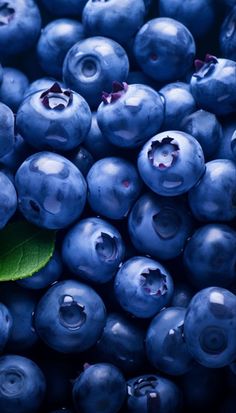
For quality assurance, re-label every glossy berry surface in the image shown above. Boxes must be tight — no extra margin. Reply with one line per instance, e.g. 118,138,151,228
114,256,174,318
63,36,129,108
16,82,92,151
128,192,194,260
0,304,12,352
220,6,236,61
183,224,236,288
15,151,87,229
184,287,236,367
0,355,46,413
73,363,127,413
41,0,87,17
62,217,125,283
0,68,29,113
0,172,17,229
134,17,196,82
35,279,106,353
0,102,15,158
127,374,182,413
138,130,205,196
97,81,164,148
146,306,193,375
87,157,142,220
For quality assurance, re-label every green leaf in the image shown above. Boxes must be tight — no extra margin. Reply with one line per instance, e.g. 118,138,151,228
0,221,56,282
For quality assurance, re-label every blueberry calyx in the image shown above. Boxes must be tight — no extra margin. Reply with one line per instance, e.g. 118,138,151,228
193,54,218,79
140,268,168,296
148,137,179,170
0,369,25,396
95,232,118,261
59,295,87,330
0,2,15,26
102,81,128,104
40,82,73,110
129,376,158,397
199,326,228,355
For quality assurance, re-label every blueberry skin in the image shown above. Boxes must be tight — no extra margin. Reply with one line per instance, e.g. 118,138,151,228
0,284,39,351
24,77,65,99
180,109,222,160
17,250,63,290
0,304,12,352
188,159,236,222
0,134,33,174
41,0,87,17
137,131,205,197
35,279,106,353
184,287,236,368
62,217,125,283
82,0,145,45
127,374,182,413
114,256,174,318
0,68,29,113
16,84,92,151
134,18,196,82
84,112,117,160
215,119,236,161
159,82,196,131
158,0,215,39
170,282,194,308
0,172,17,229
63,36,129,108
73,363,126,413
0,103,15,158
37,19,85,79
87,157,142,220
0,0,41,59
184,224,236,289
0,355,46,413
128,192,194,260
146,307,193,375
69,146,94,177
220,6,236,61
97,83,164,148
95,312,146,373
15,151,87,229
190,57,236,116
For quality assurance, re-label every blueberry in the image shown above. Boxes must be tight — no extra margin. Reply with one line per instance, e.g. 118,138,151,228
134,18,196,82
0,102,15,158
137,131,205,196
0,284,39,352
159,82,196,131
17,250,63,290
97,81,164,148
87,157,142,220
184,287,236,367
0,303,12,352
215,119,236,161
72,363,127,413
0,133,33,174
0,172,17,229
184,224,236,288
63,36,129,108
82,0,145,45
190,55,236,115
69,146,94,177
16,82,92,151
0,355,46,413
128,192,194,260
41,0,87,17
15,151,87,229
84,112,118,160
180,109,222,160
24,77,65,99
37,18,84,79
35,279,106,353
188,159,236,222
114,256,174,318
127,374,182,413
146,307,193,375
170,282,194,308
220,6,236,61
95,312,146,373
158,0,215,39
0,0,41,59
0,67,29,113
62,217,125,283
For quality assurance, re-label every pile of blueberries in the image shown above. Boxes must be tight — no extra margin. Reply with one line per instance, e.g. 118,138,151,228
1,0,236,412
